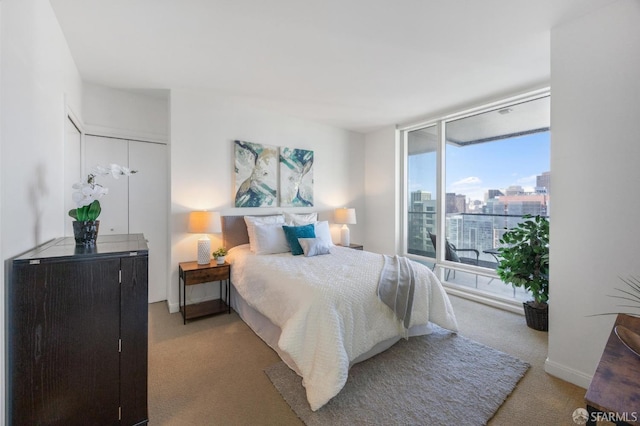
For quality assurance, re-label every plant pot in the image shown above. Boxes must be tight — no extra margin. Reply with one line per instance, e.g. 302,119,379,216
72,220,100,247
523,301,548,331
216,256,226,265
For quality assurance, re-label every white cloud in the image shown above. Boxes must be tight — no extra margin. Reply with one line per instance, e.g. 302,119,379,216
449,176,485,202
452,176,482,187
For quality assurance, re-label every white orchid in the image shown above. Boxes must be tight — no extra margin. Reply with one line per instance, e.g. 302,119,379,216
93,164,135,179
69,164,137,221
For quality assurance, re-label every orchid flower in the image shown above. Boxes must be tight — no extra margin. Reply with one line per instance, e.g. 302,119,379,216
69,164,137,221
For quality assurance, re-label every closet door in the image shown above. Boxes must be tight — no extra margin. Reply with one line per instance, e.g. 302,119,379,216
84,136,169,303
84,135,129,235
64,116,82,237
129,141,168,302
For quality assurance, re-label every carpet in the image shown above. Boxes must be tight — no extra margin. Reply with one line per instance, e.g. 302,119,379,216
264,327,529,425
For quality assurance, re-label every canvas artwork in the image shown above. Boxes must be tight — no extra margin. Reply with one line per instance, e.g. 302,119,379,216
234,140,278,207
280,147,314,207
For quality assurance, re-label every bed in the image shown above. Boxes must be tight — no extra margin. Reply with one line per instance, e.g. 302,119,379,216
221,214,458,411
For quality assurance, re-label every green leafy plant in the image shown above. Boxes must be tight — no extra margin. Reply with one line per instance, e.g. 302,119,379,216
68,164,137,221
212,247,228,258
497,215,549,308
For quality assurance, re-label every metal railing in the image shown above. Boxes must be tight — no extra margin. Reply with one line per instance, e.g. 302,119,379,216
408,211,549,267
408,210,549,301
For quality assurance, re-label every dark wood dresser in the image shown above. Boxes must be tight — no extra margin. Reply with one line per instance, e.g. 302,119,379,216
6,234,149,425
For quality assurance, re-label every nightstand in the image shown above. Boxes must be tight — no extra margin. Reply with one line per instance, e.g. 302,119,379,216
338,243,363,250
179,261,230,324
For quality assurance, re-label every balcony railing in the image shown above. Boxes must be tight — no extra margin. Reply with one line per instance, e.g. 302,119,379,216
407,211,549,302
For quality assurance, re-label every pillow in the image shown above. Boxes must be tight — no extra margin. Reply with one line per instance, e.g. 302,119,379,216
284,212,317,225
314,221,334,247
282,224,316,255
298,238,332,257
244,215,285,253
252,223,290,255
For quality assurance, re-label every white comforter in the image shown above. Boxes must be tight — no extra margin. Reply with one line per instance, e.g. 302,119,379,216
226,244,458,411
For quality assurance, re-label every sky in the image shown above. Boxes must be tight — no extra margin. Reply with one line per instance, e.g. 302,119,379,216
408,131,550,203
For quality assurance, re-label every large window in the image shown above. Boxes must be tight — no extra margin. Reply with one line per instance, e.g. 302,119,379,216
403,92,550,304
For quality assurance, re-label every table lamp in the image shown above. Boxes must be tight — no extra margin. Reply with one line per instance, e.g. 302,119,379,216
188,211,222,265
334,207,356,247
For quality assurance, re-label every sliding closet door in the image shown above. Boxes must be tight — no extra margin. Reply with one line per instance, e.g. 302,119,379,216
84,135,169,303
129,141,168,302
84,135,129,235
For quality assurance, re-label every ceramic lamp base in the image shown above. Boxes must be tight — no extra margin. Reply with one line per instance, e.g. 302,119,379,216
340,225,350,247
197,236,211,265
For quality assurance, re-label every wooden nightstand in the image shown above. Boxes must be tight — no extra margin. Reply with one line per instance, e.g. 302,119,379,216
338,243,363,250
179,261,230,324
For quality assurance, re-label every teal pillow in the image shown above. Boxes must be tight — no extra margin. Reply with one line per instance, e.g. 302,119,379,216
282,224,316,255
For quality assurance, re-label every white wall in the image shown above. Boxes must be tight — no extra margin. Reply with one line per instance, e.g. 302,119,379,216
83,82,169,142
1,0,84,421
546,0,640,387
169,90,365,312
364,126,400,255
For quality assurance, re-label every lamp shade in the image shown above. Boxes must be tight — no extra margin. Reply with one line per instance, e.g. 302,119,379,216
334,208,356,225
188,211,222,234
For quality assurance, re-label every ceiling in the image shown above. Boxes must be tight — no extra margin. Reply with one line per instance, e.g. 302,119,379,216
50,0,615,134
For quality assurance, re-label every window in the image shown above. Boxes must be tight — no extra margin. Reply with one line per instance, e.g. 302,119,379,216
402,91,550,304
406,125,438,264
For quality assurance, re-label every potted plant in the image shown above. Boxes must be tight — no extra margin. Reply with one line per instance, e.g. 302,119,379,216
212,247,228,265
68,164,137,247
496,215,549,331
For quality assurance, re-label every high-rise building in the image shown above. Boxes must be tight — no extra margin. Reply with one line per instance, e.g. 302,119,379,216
486,189,504,201
446,193,467,213
408,190,437,257
505,185,524,196
537,171,551,195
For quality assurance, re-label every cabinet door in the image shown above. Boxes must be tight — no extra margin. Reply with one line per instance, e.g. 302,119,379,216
129,141,168,302
120,255,149,425
9,258,121,424
84,135,129,235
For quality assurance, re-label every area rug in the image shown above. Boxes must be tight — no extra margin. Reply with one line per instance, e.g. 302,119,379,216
264,327,529,425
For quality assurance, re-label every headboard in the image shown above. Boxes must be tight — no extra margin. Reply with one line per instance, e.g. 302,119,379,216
221,216,250,249
221,213,323,249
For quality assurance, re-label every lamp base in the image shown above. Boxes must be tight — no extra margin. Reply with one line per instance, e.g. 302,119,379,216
197,237,211,265
340,225,350,247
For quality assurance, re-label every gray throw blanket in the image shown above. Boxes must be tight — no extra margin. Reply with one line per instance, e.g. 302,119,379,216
377,255,416,334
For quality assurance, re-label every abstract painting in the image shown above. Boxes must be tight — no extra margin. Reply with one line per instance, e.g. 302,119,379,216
280,147,314,207
234,140,278,207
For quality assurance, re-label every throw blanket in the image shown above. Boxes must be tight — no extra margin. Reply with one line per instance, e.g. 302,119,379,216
378,255,416,333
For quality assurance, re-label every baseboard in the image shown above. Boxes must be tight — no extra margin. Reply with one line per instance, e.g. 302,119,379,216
167,294,221,315
544,357,592,389
167,301,179,314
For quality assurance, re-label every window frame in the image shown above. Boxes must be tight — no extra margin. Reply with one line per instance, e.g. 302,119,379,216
399,88,550,305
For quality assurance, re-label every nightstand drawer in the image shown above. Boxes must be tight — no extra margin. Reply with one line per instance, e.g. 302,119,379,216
184,264,230,285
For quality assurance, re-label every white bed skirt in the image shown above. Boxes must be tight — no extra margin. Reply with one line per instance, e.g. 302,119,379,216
230,282,433,377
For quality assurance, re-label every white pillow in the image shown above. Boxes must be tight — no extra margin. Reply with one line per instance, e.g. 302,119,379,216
298,238,332,257
252,223,290,255
314,221,334,247
244,215,285,253
284,212,317,225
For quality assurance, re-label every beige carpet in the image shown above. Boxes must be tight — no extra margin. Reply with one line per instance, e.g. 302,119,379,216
265,326,529,425
148,295,588,425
